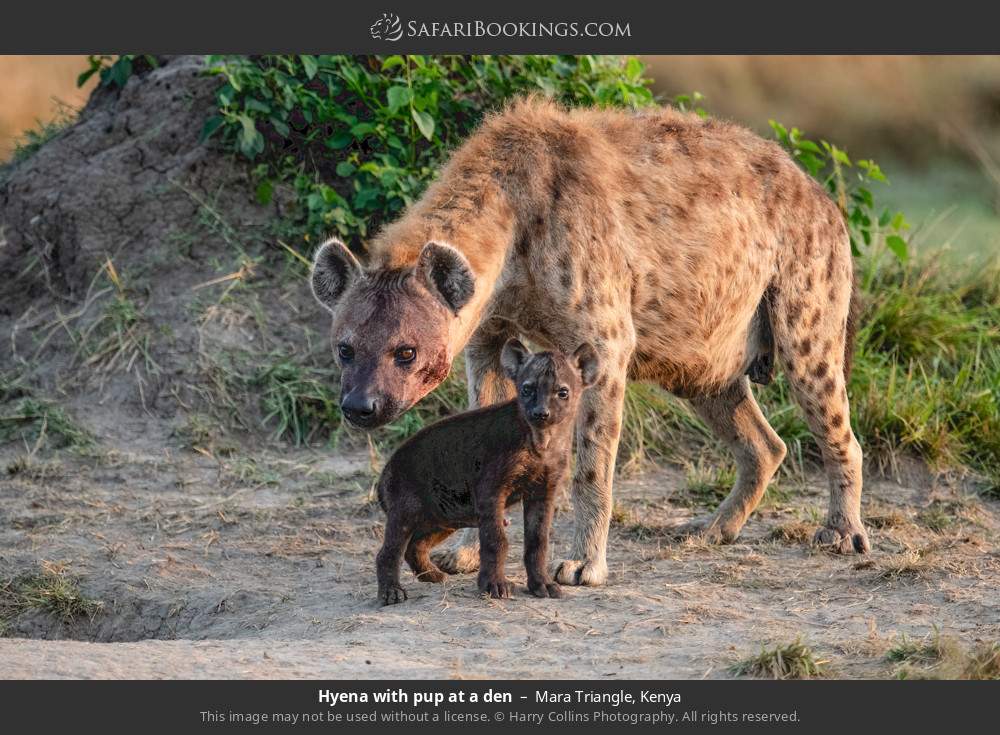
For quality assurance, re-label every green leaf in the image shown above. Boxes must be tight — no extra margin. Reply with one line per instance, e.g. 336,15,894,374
625,57,643,81
244,98,270,114
381,55,406,71
255,179,274,205
831,147,852,166
386,85,411,113
299,55,318,80
199,115,225,143
325,132,353,150
237,115,263,158
76,65,99,88
885,235,909,262
796,140,823,155
411,109,435,141
335,161,356,177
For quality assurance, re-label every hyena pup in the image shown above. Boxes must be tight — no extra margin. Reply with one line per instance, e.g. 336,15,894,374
375,339,599,605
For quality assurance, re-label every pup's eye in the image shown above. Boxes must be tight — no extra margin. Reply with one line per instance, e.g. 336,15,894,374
557,388,570,400
520,384,534,398
394,347,416,364
337,344,354,362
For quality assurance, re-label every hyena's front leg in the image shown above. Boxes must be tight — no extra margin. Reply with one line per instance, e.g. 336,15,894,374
431,319,517,575
554,351,629,587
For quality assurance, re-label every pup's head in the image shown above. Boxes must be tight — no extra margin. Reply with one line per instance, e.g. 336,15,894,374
311,238,475,429
500,339,600,445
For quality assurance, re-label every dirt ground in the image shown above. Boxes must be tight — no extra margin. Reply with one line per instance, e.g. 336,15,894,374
2,439,997,679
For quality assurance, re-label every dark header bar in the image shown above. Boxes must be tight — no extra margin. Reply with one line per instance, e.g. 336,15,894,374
1,1,999,54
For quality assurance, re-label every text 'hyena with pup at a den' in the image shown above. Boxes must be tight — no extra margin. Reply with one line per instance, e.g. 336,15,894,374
311,97,868,588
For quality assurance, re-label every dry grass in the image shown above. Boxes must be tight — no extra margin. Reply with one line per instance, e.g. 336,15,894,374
732,638,827,679
859,549,933,581
767,520,814,544
5,455,63,481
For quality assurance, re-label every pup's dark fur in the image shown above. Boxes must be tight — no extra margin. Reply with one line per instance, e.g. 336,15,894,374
375,340,599,605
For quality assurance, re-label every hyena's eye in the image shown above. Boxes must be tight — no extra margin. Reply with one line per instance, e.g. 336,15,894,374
520,384,534,398
556,387,570,400
337,344,354,362
394,346,416,364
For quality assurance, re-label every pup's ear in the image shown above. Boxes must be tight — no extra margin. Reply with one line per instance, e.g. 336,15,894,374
500,338,530,382
417,242,475,314
573,342,600,388
311,238,363,312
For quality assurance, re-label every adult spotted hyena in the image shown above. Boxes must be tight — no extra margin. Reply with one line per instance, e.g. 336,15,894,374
311,98,868,587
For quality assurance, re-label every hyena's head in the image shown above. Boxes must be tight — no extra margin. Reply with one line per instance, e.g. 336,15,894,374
500,339,599,446
310,238,475,429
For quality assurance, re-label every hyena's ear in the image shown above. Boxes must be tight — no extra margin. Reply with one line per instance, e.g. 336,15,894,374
417,242,475,315
311,238,363,312
573,342,600,388
500,338,530,382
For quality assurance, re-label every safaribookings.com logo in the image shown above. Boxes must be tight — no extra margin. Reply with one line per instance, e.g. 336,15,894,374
370,13,631,41
370,13,404,41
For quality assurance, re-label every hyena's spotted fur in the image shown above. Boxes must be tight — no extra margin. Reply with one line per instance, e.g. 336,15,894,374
314,97,869,587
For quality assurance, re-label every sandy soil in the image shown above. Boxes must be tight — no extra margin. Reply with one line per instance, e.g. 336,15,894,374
2,442,997,680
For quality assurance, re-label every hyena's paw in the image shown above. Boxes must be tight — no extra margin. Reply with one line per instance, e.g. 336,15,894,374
553,558,608,586
528,581,563,599
414,567,448,584
431,545,480,574
813,520,870,554
378,583,408,606
478,575,514,599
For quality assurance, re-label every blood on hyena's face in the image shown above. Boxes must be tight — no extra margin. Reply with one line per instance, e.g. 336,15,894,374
310,239,475,430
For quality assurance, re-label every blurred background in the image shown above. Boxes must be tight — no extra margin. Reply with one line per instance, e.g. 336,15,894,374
2,54,999,256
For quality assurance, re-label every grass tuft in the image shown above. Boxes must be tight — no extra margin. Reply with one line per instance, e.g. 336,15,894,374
682,461,736,506
731,638,826,679
0,564,103,635
767,521,814,544
0,396,93,450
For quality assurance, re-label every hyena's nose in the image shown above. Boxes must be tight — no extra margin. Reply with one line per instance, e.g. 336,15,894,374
341,391,378,422
531,408,551,422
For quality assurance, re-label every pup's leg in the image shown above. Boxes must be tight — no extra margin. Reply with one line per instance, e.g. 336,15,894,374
405,529,454,583
524,490,561,599
477,495,513,599
376,513,413,605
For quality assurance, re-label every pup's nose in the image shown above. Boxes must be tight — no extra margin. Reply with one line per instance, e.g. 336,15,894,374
531,408,550,422
341,392,378,421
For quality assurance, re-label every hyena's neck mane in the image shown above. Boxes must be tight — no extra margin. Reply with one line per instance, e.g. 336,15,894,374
366,127,521,350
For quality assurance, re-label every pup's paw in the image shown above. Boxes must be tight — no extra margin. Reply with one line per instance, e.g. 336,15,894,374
378,583,408,606
528,581,563,599
478,576,513,599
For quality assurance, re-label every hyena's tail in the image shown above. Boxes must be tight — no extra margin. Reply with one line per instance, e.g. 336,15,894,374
843,270,861,383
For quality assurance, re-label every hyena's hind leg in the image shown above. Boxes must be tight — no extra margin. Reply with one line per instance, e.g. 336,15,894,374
772,251,869,553
686,376,787,542
405,529,454,583
431,319,517,575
